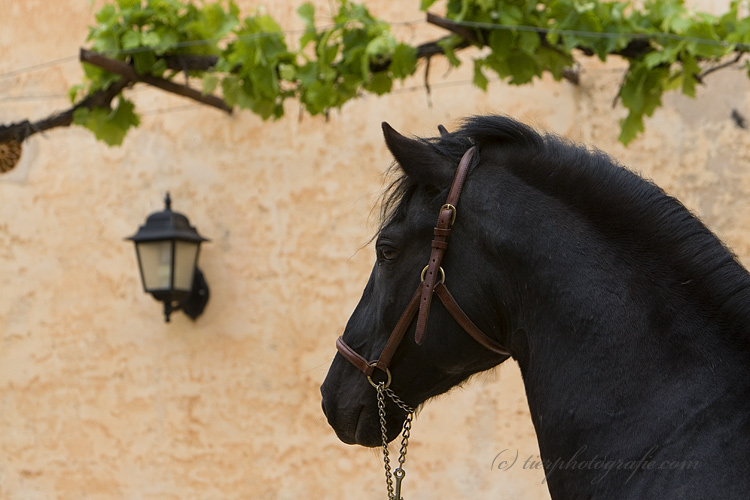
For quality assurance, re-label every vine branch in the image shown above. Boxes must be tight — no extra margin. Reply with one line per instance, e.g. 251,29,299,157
1,0,749,151
699,51,745,80
80,49,232,113
424,12,583,84
0,79,131,143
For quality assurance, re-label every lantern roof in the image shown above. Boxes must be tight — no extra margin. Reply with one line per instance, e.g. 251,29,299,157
127,193,209,244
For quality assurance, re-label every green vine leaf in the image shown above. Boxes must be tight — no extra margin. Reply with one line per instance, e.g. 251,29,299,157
71,0,750,146
73,97,141,146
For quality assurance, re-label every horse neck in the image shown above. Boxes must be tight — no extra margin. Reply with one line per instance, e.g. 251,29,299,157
483,182,750,471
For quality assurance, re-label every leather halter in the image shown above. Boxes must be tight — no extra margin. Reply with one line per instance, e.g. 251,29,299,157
336,146,511,384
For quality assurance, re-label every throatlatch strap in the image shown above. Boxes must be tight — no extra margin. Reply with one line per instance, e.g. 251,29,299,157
434,283,511,356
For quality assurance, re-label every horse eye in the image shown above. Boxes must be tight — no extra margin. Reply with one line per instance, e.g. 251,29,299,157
378,247,399,262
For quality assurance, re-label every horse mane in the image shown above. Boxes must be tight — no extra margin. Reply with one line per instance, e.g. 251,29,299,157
379,115,750,347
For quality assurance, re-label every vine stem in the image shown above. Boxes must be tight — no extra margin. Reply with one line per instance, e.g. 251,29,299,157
0,78,131,143
79,49,233,114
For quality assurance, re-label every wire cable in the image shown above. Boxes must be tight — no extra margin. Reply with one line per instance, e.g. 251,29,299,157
0,55,78,80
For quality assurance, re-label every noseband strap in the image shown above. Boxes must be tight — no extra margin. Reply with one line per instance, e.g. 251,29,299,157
336,145,511,383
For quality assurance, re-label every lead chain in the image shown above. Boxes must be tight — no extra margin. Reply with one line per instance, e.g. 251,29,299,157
377,382,415,500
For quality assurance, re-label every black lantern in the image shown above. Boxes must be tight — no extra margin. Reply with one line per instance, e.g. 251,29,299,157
127,193,210,322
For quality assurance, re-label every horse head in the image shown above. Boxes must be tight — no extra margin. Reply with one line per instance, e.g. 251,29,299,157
320,121,516,447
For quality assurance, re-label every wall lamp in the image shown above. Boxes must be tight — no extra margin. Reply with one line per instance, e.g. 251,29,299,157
127,193,210,322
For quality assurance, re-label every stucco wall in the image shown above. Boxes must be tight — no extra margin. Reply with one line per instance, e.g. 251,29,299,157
1,1,749,499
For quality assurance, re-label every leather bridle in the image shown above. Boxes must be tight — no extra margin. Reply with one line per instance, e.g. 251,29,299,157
336,145,511,391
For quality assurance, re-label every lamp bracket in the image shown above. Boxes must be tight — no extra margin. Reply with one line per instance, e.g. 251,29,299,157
181,267,210,320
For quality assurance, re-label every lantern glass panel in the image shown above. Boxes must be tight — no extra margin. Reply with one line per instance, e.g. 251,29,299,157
137,240,173,291
174,240,199,292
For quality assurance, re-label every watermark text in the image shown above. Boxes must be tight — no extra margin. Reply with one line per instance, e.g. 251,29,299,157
490,446,700,484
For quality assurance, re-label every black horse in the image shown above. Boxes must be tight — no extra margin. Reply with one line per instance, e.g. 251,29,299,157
321,115,750,499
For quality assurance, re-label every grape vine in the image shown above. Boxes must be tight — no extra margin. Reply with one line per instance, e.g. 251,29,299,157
32,1,750,145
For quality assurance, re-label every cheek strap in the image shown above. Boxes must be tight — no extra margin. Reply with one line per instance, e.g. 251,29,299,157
414,146,475,345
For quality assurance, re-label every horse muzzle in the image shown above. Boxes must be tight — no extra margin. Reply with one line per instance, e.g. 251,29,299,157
321,367,405,447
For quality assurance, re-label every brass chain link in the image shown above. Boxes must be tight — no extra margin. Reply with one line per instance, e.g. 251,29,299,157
376,383,396,499
377,382,415,500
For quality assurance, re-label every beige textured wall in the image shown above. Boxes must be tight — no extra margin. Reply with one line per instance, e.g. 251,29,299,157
1,1,749,499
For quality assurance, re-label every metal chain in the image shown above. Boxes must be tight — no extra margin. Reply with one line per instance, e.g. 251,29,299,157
377,382,415,500
397,412,412,470
386,387,414,413
376,383,396,499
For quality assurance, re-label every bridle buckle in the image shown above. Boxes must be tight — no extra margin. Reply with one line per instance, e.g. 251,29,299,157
440,203,457,225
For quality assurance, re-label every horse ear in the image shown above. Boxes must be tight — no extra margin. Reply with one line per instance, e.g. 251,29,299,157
382,122,453,186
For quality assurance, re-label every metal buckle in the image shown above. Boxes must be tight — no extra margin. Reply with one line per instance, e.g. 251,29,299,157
440,203,457,225
420,265,445,284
